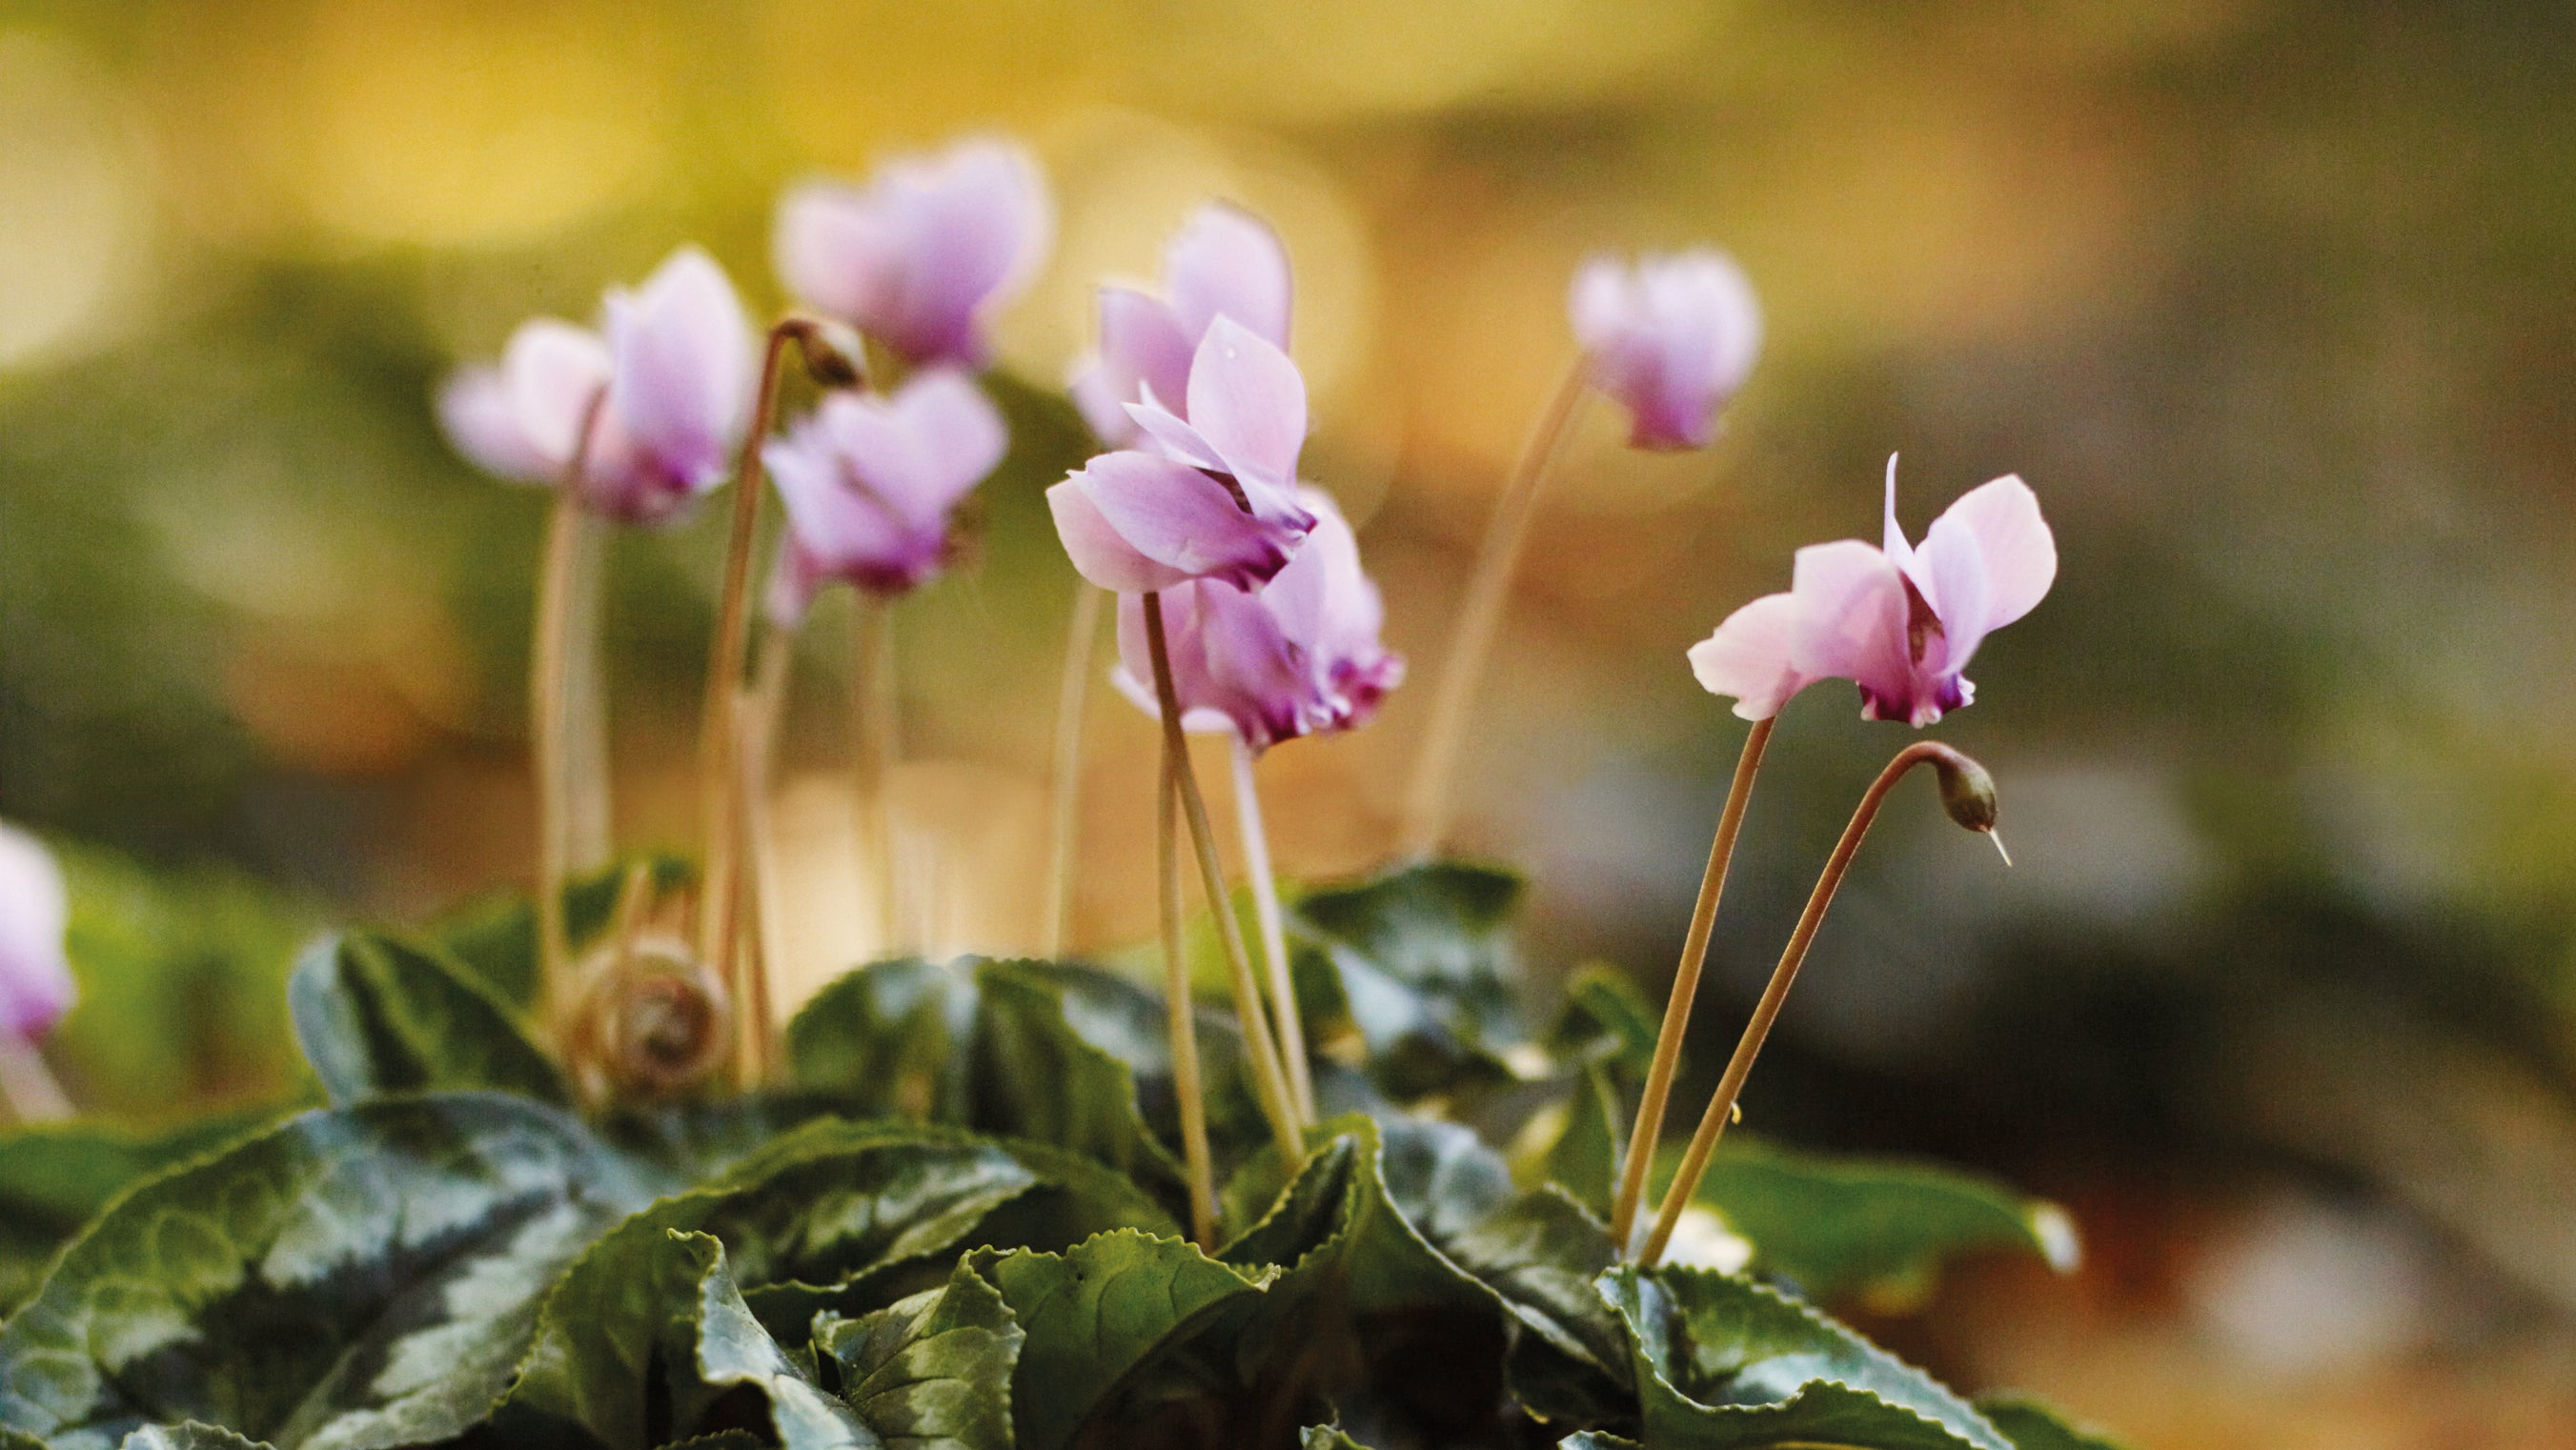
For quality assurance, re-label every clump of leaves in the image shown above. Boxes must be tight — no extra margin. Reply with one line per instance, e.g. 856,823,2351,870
0,861,2123,1450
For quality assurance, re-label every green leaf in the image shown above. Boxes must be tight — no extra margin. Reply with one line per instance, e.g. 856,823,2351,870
818,1259,1023,1450
511,1127,1039,1447
594,1091,859,1186
288,933,569,1108
968,962,1184,1190
994,960,1271,1162
0,1114,276,1315
784,958,978,1121
1298,1428,1379,1450
1548,965,1660,1073
1437,1187,1631,1421
430,856,695,1008
1288,863,1529,1099
967,1231,1265,1450
1599,1265,2010,1450
0,1093,648,1450
679,1235,879,1449
1555,1436,1641,1450
1976,1397,2134,1450
1691,1137,2080,1307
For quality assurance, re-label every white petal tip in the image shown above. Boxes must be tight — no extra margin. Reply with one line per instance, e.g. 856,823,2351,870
2031,1203,2081,1271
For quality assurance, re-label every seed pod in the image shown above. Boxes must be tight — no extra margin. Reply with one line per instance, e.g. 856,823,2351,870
568,932,732,1100
782,316,868,390
1926,744,1999,836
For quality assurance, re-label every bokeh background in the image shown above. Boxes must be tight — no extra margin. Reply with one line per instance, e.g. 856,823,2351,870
7,1,2576,1443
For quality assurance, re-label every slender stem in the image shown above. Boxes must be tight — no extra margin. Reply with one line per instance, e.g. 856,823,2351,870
850,594,903,956
562,514,614,873
1608,715,1775,1253
534,389,609,1037
1159,735,1219,1248
1398,357,1592,857
1639,740,1961,1266
0,1032,71,1122
740,624,794,1086
1044,580,1105,959
1231,733,1314,1120
1142,592,1306,1163
698,323,801,973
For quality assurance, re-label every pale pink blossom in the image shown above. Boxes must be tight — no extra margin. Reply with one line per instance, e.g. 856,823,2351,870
774,137,1052,368
1069,202,1291,445
1690,460,2055,726
438,248,757,524
1113,488,1402,753
762,370,1008,621
1571,250,1761,451
1047,317,1316,594
0,823,74,1041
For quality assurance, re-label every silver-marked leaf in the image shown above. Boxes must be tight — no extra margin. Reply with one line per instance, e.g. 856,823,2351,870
1599,1265,2010,1450
510,1128,1037,1447
1439,1187,1631,1421
679,1235,879,1450
0,1094,646,1450
116,1426,274,1450
0,1114,277,1315
818,1258,1023,1450
785,958,978,1121
431,857,695,1009
1288,863,1529,1100
967,1231,1265,1450
288,933,568,1107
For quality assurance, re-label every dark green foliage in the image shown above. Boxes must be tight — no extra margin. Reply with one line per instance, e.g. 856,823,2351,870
0,858,2117,1450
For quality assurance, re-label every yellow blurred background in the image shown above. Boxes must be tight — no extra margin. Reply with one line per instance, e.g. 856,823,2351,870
8,2,2576,1444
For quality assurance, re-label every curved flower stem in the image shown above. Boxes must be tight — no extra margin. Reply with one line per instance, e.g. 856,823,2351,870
1159,737,1219,1249
560,514,613,875
1608,715,1775,1253
1142,591,1306,1164
534,388,609,1038
1044,580,1104,959
0,1032,71,1123
1231,733,1314,1120
1639,739,1968,1266
1399,357,1591,857
698,322,802,977
850,595,903,955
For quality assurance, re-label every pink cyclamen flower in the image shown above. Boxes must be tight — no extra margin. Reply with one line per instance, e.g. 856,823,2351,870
1070,201,1291,445
439,248,757,525
0,823,74,1041
1571,250,1761,451
762,370,1008,622
774,136,1052,369
1047,316,1318,594
1113,487,1403,753
1690,460,2055,727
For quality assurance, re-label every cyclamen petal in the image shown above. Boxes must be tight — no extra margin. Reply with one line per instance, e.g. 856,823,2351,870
1183,317,1308,493
606,247,757,493
1052,450,1297,594
1071,202,1292,446
0,822,74,1041
774,136,1052,368
1571,250,1761,451
1691,469,2053,727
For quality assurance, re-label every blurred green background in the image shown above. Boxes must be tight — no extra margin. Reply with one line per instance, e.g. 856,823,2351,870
7,1,2576,1442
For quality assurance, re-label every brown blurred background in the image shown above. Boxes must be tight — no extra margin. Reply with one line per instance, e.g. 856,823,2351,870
8,2,2576,1443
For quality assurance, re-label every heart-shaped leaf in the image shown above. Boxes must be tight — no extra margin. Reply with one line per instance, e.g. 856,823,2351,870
0,1093,648,1450
1598,1264,2009,1450
0,1114,277,1315
1688,1137,2079,1307
967,1231,1265,1450
785,958,979,1122
818,1259,1023,1450
288,933,568,1107
968,962,1185,1191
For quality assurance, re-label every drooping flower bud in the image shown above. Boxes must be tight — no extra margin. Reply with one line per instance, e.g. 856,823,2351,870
1926,745,1999,835
0,822,75,1041
780,316,869,391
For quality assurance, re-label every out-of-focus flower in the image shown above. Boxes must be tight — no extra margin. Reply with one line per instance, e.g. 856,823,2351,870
1690,461,2055,726
0,822,74,1041
439,248,757,524
1048,318,1317,594
1571,250,1761,451
1070,202,1291,445
774,137,1052,369
1112,487,1402,753
762,370,1008,622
